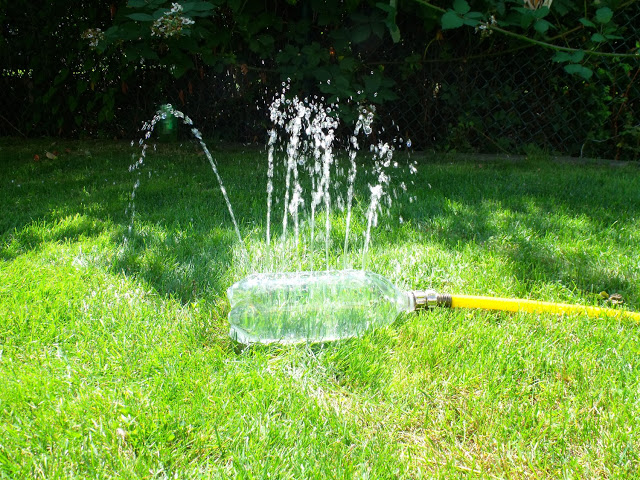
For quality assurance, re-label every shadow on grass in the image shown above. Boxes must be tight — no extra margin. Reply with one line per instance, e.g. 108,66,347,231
388,159,640,302
2,145,639,306
112,225,237,304
0,144,249,305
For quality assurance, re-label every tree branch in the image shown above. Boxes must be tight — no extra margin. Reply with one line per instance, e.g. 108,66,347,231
411,0,640,59
0,113,27,138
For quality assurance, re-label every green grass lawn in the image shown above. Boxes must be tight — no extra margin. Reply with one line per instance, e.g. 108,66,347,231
1,137,640,478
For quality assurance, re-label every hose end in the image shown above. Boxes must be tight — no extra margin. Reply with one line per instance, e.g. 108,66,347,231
436,293,452,308
410,290,452,310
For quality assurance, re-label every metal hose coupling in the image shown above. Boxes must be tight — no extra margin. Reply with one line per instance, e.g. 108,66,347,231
409,290,453,310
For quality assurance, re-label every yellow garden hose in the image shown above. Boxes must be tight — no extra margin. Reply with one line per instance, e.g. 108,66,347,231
447,294,640,322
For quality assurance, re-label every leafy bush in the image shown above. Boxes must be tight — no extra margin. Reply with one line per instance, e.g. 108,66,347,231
0,0,637,158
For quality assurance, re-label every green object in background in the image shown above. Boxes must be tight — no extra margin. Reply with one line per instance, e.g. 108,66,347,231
158,104,178,142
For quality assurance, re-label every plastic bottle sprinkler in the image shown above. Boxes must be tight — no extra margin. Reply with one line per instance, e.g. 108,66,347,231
227,270,640,344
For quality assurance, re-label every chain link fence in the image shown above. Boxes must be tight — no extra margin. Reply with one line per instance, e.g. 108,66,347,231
374,2,640,159
172,2,640,159
1,3,638,159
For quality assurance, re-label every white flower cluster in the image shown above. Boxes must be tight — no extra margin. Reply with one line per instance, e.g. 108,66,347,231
151,3,195,38
475,15,497,38
81,28,104,48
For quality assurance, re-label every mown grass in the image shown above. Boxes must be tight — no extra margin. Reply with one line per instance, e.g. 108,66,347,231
1,137,640,478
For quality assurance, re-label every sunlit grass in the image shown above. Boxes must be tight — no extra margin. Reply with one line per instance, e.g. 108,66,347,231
1,138,639,477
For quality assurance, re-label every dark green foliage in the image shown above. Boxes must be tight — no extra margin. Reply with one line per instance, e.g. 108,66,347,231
0,0,637,158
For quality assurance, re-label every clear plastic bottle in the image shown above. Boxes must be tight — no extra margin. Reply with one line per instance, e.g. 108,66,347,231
227,270,422,344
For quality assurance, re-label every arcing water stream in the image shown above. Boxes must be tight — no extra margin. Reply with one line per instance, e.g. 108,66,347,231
127,105,244,246
127,94,415,273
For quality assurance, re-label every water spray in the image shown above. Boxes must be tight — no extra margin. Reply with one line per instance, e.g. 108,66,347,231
128,104,247,260
227,270,640,344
